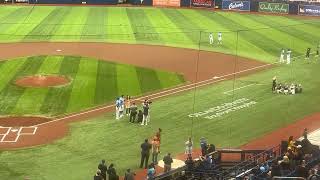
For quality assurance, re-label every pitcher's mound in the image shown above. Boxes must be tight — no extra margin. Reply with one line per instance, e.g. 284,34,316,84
15,75,70,88
0,116,52,127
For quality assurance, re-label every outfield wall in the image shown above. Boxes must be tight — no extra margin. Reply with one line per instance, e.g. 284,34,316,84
4,0,319,17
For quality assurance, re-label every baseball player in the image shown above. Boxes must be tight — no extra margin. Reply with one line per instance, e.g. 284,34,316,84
217,32,222,45
316,44,319,57
279,49,285,63
209,32,214,45
286,49,292,65
115,97,121,120
305,47,311,61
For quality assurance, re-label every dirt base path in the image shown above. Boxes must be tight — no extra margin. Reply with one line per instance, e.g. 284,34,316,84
0,42,270,149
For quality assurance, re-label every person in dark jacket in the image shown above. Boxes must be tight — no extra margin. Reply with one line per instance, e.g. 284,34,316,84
129,102,138,123
295,160,308,179
137,110,143,123
107,163,119,180
140,139,152,169
98,159,108,180
163,153,173,173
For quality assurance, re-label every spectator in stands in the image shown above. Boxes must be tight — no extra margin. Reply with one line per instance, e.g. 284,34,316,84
207,144,215,154
308,169,319,180
279,155,291,174
185,137,193,156
147,163,156,179
94,169,104,180
317,165,320,176
295,160,309,179
140,139,152,169
288,136,297,150
200,137,207,156
270,160,281,177
163,153,173,173
107,163,119,180
98,160,108,180
124,169,135,180
129,102,137,123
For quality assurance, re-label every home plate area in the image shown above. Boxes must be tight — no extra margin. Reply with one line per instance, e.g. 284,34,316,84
0,126,38,143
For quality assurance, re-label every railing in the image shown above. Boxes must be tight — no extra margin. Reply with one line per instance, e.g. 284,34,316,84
216,144,282,179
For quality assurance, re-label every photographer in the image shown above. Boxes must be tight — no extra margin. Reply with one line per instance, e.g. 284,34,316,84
141,99,152,126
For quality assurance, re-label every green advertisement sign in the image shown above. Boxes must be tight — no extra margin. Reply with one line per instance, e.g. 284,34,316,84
259,2,289,14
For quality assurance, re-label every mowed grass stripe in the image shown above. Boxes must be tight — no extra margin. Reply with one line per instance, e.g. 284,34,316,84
116,63,142,96
241,15,314,55
202,12,279,61
126,8,162,43
105,8,136,43
156,71,185,88
52,7,89,41
259,16,320,47
81,7,107,41
0,56,45,115
66,57,98,113
0,7,35,35
180,9,236,54
136,67,162,93
160,9,201,46
11,56,64,115
218,13,287,58
40,56,81,116
24,7,70,41
94,61,118,105
196,11,272,60
0,59,27,92
143,9,192,47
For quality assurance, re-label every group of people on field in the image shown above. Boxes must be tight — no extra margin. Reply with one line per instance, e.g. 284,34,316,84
272,77,302,95
115,95,151,126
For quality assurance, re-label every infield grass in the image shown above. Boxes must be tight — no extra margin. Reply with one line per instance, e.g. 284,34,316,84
0,55,185,116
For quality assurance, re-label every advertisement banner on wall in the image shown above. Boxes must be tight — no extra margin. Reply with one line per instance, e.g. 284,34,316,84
299,4,320,16
258,2,289,14
191,0,213,7
222,0,250,11
153,0,180,6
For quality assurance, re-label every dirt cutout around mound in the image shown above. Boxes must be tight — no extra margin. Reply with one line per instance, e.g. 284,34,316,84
0,42,272,149
15,75,71,88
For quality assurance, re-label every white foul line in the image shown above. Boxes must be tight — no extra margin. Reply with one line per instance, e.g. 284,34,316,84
223,84,257,95
31,62,272,128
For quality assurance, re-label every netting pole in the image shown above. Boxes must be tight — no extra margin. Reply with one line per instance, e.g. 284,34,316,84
190,30,202,139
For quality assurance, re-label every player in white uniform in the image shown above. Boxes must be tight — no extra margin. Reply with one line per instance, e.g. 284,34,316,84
279,49,285,63
115,98,121,120
286,49,292,65
217,32,222,45
209,32,214,45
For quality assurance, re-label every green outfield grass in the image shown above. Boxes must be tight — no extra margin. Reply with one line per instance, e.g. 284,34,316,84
0,6,319,62
0,5,320,180
0,55,184,116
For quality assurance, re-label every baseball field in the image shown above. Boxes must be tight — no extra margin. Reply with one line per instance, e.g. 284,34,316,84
0,5,320,180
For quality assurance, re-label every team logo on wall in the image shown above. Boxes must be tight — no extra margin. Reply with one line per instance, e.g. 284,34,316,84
222,0,250,11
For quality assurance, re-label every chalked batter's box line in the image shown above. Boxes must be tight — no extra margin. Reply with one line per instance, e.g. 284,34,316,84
0,127,38,143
